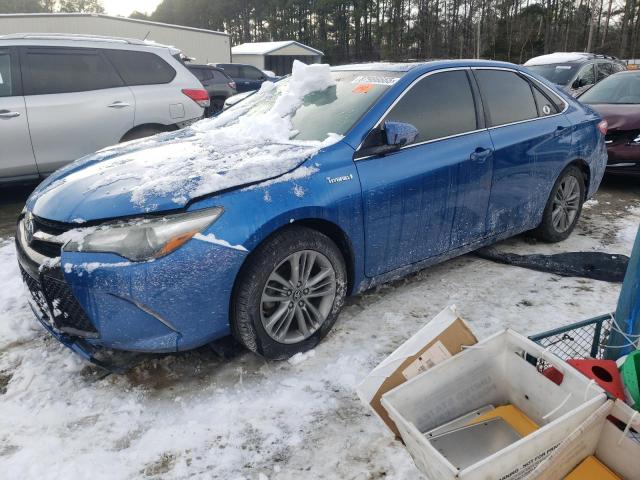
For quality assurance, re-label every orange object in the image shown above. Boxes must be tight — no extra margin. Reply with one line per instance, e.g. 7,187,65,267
467,405,539,437
567,359,626,400
565,456,620,479
352,83,374,94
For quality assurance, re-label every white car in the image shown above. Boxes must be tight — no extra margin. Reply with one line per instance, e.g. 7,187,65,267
0,33,209,184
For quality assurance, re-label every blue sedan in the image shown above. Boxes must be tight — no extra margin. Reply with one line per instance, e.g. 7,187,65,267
16,60,607,362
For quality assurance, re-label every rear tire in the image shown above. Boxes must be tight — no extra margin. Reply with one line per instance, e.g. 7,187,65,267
231,226,347,360
532,165,585,242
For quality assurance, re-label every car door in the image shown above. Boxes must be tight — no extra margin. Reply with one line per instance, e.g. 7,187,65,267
355,69,494,277
473,68,572,235
21,46,135,174
0,46,39,180
242,65,266,90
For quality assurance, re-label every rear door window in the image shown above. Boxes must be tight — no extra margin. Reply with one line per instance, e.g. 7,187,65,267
242,66,264,80
220,64,241,77
474,69,538,126
384,70,478,145
104,50,176,86
0,52,13,97
23,47,123,95
575,64,596,88
597,62,613,82
532,85,560,116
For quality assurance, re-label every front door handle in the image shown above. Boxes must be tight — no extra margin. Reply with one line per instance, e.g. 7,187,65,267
470,147,492,163
555,125,567,136
107,101,131,109
0,109,20,118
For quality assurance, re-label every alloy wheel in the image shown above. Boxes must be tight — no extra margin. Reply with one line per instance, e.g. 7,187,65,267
260,250,337,344
551,175,580,233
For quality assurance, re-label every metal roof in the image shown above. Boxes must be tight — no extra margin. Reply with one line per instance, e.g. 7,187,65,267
232,41,323,56
0,13,229,38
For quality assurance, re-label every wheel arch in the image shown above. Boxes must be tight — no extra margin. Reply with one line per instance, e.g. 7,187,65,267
232,218,357,308
119,123,177,143
567,158,591,195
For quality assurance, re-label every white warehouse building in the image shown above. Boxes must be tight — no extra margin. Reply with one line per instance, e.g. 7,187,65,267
232,41,323,76
0,13,230,63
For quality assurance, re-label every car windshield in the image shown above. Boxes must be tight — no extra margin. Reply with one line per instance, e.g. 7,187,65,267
579,73,640,104
526,64,579,85
221,70,402,141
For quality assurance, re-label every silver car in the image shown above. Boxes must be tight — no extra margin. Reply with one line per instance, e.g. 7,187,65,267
0,33,208,183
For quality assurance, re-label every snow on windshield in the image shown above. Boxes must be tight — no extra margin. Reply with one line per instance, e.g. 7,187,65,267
32,61,342,210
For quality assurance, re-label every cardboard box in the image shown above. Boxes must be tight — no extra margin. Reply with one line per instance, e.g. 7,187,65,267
356,306,478,437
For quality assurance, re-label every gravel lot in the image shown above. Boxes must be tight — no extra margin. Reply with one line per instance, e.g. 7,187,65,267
0,176,638,479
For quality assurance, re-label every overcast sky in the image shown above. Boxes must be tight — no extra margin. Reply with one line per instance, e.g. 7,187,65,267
102,0,163,17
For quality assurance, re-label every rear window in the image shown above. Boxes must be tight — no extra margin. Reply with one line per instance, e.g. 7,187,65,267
526,64,579,86
24,48,123,95
105,50,176,86
475,70,538,127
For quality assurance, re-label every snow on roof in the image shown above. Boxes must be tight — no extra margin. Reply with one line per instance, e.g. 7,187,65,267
524,52,589,66
232,41,323,56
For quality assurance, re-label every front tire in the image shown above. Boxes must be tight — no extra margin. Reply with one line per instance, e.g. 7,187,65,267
533,165,585,242
231,226,347,360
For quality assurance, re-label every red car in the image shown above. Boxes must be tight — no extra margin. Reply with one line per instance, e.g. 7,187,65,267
580,70,640,175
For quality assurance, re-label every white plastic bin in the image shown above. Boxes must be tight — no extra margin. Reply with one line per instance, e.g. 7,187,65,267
381,329,608,480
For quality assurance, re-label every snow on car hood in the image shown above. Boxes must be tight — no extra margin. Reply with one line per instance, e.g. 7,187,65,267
28,61,342,223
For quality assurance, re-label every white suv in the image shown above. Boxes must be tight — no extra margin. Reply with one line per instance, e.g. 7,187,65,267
0,33,209,183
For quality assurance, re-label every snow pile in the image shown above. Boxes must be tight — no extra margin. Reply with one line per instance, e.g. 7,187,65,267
31,61,341,211
524,52,587,65
1,188,638,479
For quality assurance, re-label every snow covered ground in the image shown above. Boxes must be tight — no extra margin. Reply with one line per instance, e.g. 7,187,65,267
0,181,638,479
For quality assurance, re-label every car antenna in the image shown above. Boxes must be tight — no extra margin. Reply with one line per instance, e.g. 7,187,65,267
143,30,151,41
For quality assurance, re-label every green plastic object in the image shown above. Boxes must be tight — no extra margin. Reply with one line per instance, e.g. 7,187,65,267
621,350,640,410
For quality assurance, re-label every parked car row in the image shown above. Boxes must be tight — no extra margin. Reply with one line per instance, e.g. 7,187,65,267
0,33,209,184
15,59,608,363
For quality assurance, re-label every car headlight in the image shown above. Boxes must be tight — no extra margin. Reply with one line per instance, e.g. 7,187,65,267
63,207,223,261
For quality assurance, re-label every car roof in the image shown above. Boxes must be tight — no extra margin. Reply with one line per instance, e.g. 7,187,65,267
186,63,224,71
524,52,620,66
0,33,181,54
331,59,523,74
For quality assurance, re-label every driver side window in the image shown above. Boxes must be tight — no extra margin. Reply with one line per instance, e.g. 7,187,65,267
383,70,478,146
575,64,595,88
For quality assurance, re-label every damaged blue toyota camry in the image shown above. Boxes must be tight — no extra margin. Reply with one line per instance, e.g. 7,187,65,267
16,60,607,362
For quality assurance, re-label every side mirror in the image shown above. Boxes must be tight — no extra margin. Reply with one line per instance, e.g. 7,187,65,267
384,121,419,147
355,121,419,159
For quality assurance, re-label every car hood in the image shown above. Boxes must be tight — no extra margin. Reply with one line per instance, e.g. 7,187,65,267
587,104,640,132
27,126,341,224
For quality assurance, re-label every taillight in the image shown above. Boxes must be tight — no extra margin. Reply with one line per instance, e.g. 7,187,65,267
181,89,210,108
228,81,237,90
597,120,608,135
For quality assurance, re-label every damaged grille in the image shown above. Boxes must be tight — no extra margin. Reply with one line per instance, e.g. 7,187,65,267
19,264,98,338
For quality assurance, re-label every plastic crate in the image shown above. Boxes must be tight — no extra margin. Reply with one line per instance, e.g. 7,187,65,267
528,314,613,371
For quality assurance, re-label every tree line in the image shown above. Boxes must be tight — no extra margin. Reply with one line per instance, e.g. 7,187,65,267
4,0,640,64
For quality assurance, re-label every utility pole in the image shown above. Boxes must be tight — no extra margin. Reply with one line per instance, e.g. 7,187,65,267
586,0,598,52
476,19,481,58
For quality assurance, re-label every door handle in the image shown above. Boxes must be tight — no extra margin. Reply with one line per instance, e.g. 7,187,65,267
554,125,566,136
107,101,131,109
470,147,492,163
0,109,20,118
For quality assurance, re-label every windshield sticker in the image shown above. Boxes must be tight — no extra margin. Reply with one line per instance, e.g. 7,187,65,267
351,75,399,86
352,83,374,94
